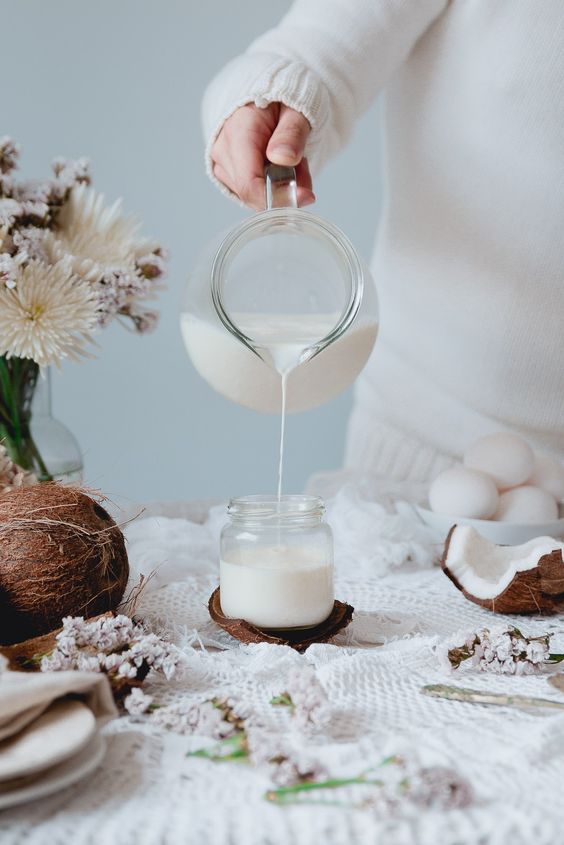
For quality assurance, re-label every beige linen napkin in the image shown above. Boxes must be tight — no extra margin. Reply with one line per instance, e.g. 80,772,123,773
0,669,117,742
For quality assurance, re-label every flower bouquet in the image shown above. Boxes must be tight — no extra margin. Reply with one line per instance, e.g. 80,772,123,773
0,137,166,483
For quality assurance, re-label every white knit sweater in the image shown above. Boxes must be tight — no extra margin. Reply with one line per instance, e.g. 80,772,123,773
202,0,564,480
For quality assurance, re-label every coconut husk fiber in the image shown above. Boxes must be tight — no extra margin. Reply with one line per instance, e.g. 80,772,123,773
208,588,354,652
0,483,129,645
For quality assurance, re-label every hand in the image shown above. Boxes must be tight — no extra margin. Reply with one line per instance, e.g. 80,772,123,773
211,102,314,211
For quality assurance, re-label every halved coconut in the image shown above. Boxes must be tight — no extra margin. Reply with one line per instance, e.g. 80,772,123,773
441,524,564,614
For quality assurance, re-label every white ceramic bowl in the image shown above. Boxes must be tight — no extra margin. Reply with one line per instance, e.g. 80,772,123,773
415,504,564,545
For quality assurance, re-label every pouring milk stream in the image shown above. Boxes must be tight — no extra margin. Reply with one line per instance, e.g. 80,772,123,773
232,311,341,499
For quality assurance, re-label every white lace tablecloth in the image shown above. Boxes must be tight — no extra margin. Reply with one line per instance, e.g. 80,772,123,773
2,489,564,845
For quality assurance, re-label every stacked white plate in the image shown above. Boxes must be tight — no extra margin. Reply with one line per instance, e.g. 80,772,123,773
415,504,564,544
0,698,106,809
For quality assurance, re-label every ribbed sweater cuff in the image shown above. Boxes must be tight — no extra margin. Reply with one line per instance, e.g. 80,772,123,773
201,52,330,203
345,410,457,484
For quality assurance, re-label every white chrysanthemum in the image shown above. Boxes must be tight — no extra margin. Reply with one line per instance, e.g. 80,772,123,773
0,260,96,366
45,184,155,282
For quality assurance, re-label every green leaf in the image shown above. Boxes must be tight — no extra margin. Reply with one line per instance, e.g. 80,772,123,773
270,693,294,709
187,732,248,762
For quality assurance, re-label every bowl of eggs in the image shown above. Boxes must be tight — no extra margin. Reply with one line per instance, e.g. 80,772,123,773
416,433,564,543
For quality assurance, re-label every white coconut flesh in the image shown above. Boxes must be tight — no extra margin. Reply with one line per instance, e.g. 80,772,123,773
445,525,564,600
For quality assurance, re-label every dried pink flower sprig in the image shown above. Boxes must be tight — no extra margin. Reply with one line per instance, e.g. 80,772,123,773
158,671,473,812
0,443,36,493
0,136,167,368
248,728,328,787
353,757,472,815
40,614,181,683
0,138,89,242
190,714,472,811
124,687,155,716
443,626,564,675
266,756,472,811
183,705,327,783
153,696,250,740
271,664,331,732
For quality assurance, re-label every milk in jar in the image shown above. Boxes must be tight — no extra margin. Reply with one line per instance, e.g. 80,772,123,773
219,495,334,629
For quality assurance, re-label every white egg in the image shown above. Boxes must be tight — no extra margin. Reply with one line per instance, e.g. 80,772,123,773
463,432,534,490
429,467,499,519
527,453,564,502
493,485,558,523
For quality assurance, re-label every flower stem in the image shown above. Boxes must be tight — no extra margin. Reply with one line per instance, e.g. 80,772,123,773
265,759,399,805
265,773,384,805
27,432,51,481
0,356,52,480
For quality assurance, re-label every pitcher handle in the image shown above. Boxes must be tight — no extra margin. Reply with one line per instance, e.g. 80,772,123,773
264,163,298,210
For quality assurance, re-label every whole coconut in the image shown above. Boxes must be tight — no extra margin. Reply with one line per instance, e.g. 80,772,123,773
0,483,129,645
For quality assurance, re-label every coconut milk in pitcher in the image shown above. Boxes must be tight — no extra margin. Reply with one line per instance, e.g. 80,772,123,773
181,164,379,425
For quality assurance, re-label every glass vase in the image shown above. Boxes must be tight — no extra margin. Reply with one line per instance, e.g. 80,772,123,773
0,357,83,482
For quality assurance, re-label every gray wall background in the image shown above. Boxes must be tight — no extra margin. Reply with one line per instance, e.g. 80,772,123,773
3,0,383,505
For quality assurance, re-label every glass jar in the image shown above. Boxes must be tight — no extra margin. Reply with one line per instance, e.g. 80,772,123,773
219,494,334,630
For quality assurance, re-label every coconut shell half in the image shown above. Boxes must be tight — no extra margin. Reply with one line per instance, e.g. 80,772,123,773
441,524,564,614
0,612,114,671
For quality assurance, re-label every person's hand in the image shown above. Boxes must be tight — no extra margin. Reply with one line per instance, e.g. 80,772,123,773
211,102,314,211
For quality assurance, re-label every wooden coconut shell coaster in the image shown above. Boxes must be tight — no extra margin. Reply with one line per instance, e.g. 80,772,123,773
208,588,354,652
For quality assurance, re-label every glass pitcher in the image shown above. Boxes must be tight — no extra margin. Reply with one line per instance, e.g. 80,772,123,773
181,164,378,413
